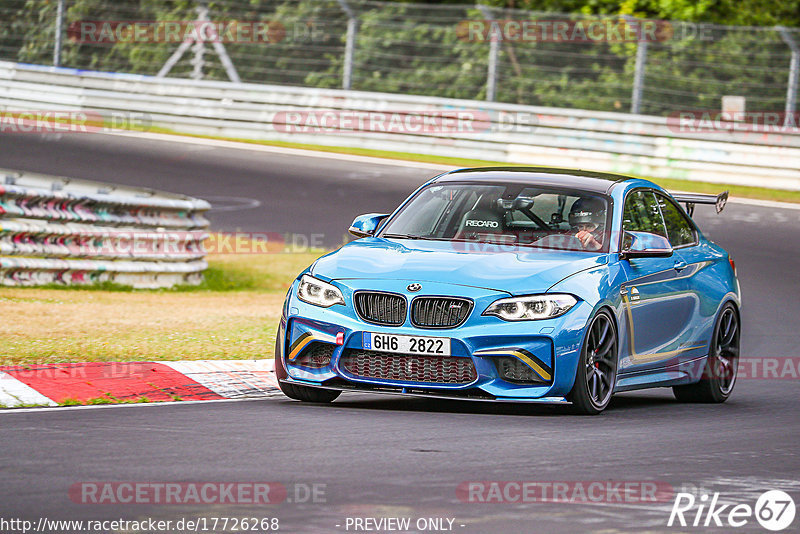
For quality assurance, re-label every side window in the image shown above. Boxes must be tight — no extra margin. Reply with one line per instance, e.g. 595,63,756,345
655,193,697,247
623,190,668,237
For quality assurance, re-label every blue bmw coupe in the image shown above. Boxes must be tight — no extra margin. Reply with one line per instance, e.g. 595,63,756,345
275,167,740,414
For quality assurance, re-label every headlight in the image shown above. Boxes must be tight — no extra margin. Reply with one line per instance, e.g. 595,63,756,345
483,294,577,321
297,274,345,308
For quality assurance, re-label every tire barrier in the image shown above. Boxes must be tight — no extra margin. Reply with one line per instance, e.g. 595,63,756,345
0,168,210,288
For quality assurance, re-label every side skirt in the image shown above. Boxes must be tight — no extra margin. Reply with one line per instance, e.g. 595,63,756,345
614,355,708,392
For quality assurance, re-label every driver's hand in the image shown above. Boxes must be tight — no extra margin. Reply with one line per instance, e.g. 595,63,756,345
576,230,602,251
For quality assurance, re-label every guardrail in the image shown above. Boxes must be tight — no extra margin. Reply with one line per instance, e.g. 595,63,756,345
0,167,210,288
1,61,799,190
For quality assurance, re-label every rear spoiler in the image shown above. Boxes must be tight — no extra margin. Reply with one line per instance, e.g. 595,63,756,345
671,191,729,216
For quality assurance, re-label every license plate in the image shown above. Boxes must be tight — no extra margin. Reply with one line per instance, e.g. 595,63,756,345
363,332,451,356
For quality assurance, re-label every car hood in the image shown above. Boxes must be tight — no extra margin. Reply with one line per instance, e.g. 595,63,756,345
311,237,608,294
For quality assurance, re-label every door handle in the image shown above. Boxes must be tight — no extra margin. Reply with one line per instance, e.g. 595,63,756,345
674,259,688,271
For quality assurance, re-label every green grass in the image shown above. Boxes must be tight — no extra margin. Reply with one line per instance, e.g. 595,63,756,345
0,393,51,409
0,402,51,409
1,252,321,365
58,396,151,406
38,280,136,292
187,265,258,291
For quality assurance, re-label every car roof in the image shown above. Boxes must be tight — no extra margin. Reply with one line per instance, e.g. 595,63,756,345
434,167,632,194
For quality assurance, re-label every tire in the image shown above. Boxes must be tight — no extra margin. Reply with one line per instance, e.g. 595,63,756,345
274,332,340,403
568,309,619,415
673,303,739,403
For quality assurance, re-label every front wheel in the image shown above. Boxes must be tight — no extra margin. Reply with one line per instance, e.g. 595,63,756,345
275,332,341,403
673,303,739,403
568,310,619,415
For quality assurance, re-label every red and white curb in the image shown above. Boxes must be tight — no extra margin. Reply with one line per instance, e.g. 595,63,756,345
0,359,278,408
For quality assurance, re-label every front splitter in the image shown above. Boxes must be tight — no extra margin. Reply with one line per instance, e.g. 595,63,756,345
279,378,570,404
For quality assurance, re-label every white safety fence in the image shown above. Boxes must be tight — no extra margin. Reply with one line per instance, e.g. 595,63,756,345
0,167,210,288
0,61,799,190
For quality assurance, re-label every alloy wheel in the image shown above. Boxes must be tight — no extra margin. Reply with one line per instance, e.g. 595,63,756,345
712,307,739,395
585,313,618,406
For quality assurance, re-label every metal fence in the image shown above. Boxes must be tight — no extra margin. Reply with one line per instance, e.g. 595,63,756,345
1,0,797,117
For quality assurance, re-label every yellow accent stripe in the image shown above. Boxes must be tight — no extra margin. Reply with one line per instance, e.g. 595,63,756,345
475,349,552,381
629,345,707,362
288,336,315,361
510,351,552,382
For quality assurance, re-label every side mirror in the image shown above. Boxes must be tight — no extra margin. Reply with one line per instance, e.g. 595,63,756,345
620,231,673,259
348,213,389,238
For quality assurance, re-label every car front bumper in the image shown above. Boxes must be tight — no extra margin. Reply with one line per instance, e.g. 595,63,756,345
278,279,592,401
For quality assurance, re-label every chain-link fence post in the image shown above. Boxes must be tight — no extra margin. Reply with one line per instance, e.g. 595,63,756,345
158,1,240,83
778,27,799,127
336,0,358,90
53,0,65,67
477,5,499,102
629,17,648,114
190,2,208,80
190,40,206,80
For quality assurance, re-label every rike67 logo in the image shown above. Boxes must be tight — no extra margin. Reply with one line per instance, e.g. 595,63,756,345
668,490,796,531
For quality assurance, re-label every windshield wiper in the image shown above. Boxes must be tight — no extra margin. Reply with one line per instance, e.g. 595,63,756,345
381,233,436,240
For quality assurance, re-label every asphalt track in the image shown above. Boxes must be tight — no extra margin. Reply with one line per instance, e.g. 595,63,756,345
2,132,800,533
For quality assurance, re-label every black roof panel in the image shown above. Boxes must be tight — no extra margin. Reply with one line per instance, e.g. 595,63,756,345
435,167,632,193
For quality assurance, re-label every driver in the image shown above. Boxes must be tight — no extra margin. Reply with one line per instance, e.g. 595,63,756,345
568,197,606,251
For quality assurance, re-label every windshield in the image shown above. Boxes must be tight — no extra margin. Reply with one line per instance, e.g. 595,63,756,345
380,182,612,252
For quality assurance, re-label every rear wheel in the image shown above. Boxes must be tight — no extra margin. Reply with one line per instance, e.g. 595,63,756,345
568,310,618,415
275,333,340,403
673,303,739,403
